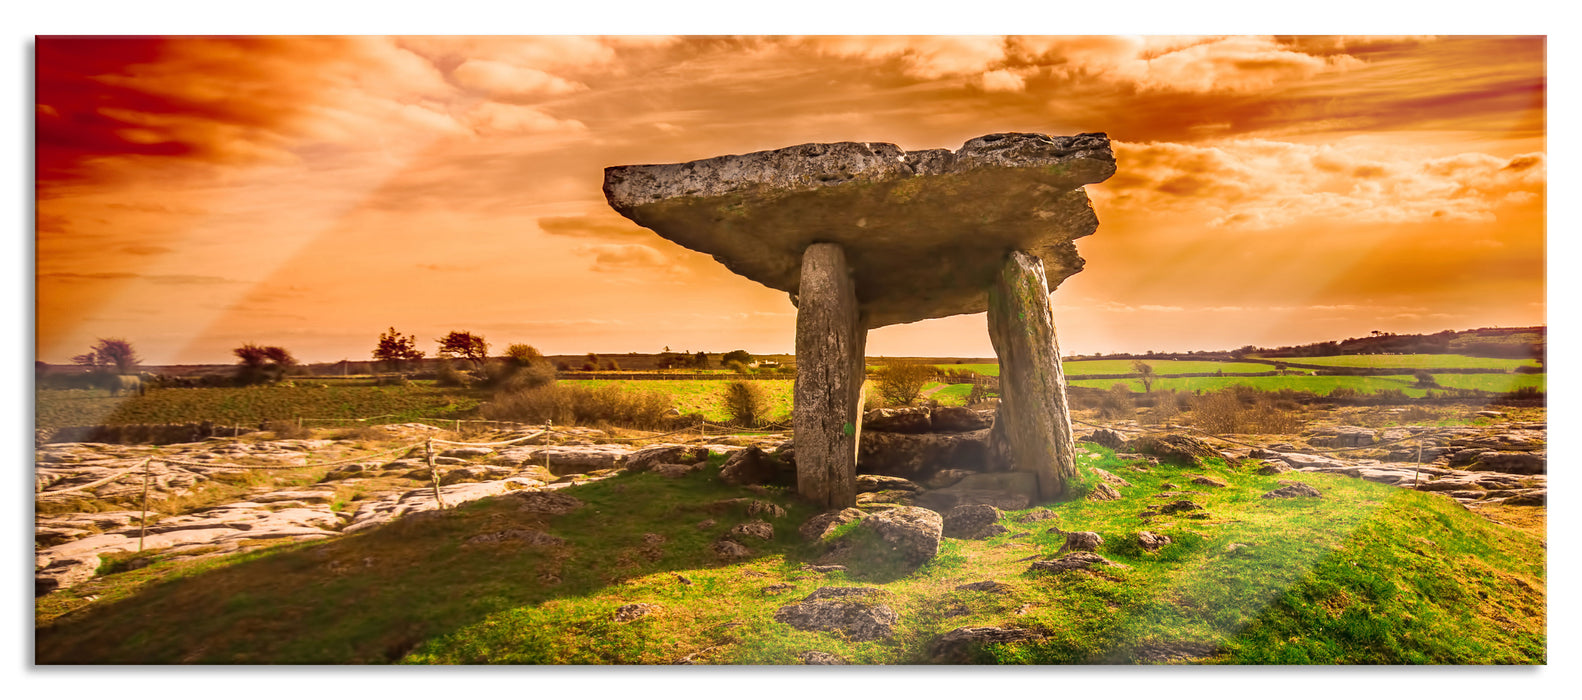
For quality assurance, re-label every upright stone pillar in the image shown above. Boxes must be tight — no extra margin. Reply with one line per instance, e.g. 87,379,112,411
986,250,1076,501
794,242,866,509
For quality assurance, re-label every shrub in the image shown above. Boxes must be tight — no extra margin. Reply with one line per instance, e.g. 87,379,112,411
726,360,751,375
1097,384,1133,419
435,362,471,388
1188,389,1304,435
875,360,936,406
1143,390,1179,426
482,384,670,429
265,419,312,439
722,380,772,427
504,344,544,366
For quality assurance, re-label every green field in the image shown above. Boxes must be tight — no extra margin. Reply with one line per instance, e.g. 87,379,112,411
34,384,482,431
561,379,796,423
1070,373,1546,397
943,360,1279,377
1260,354,1539,370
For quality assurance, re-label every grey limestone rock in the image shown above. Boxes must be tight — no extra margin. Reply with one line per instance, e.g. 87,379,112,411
941,504,1006,540
926,626,1047,664
604,132,1115,329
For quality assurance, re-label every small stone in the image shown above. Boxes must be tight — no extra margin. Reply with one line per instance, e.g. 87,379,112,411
1189,475,1228,488
798,508,865,542
774,587,897,641
1015,509,1058,524
1086,482,1122,501
942,504,1005,540
1261,483,1321,499
1057,531,1104,554
728,520,775,542
801,650,849,665
613,603,659,622
696,518,717,530
711,540,753,559
1159,500,1203,515
926,626,1047,664
1138,531,1172,553
516,491,584,515
955,580,1012,594
1028,552,1129,574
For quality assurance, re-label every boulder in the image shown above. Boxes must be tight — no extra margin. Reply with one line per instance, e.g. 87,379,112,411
799,508,867,542
857,506,943,564
1086,482,1122,502
515,491,584,515
727,520,776,542
925,469,978,489
1466,451,1546,475
1137,531,1172,553
1057,531,1104,554
858,429,993,482
1262,482,1322,499
914,472,1036,513
1308,426,1378,448
652,463,704,479
931,407,994,433
1085,428,1129,450
612,603,659,623
862,407,934,434
626,445,706,472
719,447,781,486
856,474,925,493
711,540,753,560
926,626,1047,664
1128,434,1218,467
1028,552,1129,574
1158,500,1204,515
941,504,1007,540
773,587,898,641
1091,467,1132,487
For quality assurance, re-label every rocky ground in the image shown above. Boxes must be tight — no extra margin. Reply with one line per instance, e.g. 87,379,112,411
35,410,1544,599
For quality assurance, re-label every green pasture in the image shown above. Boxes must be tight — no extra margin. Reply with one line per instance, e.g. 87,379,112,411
561,379,796,423
34,383,481,431
1070,373,1545,397
1262,354,1539,370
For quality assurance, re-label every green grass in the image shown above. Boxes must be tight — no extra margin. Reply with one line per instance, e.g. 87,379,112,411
36,446,1544,664
560,379,795,423
35,384,483,431
1064,360,1277,375
1072,374,1545,397
929,383,974,406
1264,354,1538,370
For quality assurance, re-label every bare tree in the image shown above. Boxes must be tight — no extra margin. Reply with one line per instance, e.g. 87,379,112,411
1132,360,1156,393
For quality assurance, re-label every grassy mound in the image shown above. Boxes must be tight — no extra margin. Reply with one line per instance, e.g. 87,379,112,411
35,449,1544,664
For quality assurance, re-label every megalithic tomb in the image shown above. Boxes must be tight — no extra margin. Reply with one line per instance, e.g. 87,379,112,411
603,132,1116,508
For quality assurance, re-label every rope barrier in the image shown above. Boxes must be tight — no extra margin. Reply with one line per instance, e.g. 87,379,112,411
428,430,546,448
40,458,151,495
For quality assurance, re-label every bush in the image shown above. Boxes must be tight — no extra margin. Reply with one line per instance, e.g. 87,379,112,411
726,360,751,375
435,362,471,388
265,419,312,439
1097,384,1133,419
722,380,772,427
504,344,544,366
875,360,936,406
481,384,670,429
1188,389,1304,435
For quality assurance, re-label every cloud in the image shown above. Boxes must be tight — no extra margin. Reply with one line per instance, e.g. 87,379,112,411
574,244,682,275
39,271,244,285
538,215,654,240
462,103,587,136
1101,140,1545,230
451,60,586,99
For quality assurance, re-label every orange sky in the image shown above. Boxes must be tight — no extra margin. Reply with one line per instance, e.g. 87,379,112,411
33,35,1547,365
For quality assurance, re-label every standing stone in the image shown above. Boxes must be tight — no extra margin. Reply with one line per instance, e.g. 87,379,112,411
794,242,866,509
987,250,1076,501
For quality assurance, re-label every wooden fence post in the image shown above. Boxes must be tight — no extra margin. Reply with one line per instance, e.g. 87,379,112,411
139,459,152,553
426,439,445,510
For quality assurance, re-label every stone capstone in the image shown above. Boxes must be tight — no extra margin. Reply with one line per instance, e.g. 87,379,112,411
603,132,1115,329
